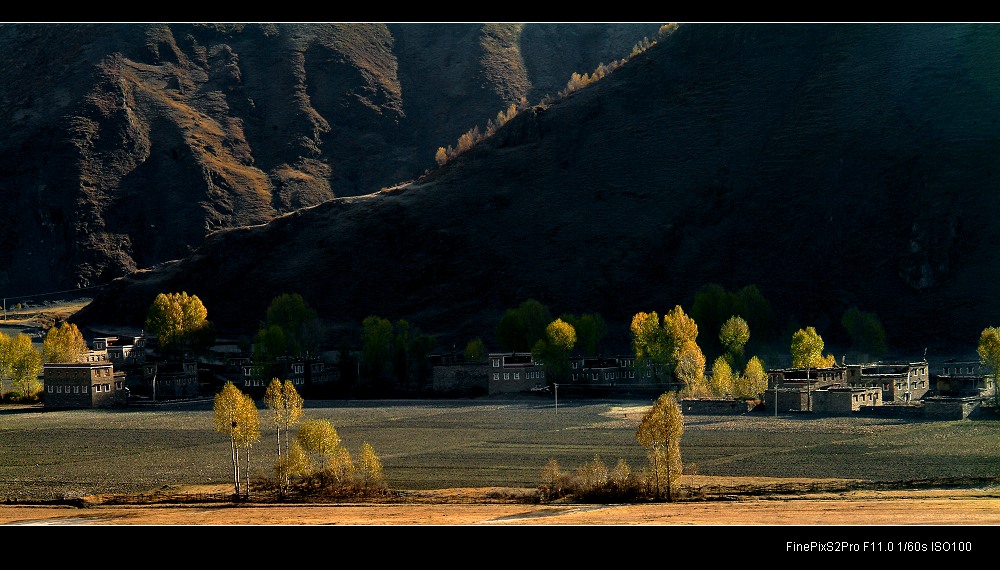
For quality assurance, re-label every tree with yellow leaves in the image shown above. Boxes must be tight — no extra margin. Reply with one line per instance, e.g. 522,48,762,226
636,392,684,501
264,378,304,494
213,382,260,498
358,441,385,494
42,322,88,363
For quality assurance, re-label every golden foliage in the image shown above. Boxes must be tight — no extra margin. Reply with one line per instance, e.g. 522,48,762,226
42,322,88,364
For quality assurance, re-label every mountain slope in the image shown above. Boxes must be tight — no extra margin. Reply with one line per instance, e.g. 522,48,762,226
0,22,662,295
74,23,1000,355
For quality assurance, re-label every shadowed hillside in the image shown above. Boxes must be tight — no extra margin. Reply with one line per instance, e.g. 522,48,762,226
0,22,661,295
74,23,1000,355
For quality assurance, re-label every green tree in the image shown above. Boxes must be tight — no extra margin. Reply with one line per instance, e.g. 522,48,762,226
636,392,684,501
42,322,88,364
841,306,888,359
393,319,411,387
361,316,394,384
532,318,577,382
252,324,287,380
264,378,304,492
213,382,259,497
790,327,827,369
561,313,608,356
145,292,213,355
978,326,1000,407
464,338,486,363
496,299,552,352
719,316,750,367
264,293,320,358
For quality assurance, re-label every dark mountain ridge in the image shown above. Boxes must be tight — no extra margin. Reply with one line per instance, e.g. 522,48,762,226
74,23,1000,356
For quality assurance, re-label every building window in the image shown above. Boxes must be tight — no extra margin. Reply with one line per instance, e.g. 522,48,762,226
504,373,510,380
493,373,499,381
514,373,520,380
74,386,80,393
82,386,88,393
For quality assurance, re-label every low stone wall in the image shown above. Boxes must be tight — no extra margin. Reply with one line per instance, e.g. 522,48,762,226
857,403,925,419
432,364,487,395
922,397,981,420
681,398,759,414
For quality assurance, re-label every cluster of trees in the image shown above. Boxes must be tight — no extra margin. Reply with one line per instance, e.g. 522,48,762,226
360,315,436,390
495,299,608,382
144,292,215,356
213,379,386,500
630,305,705,393
0,321,92,402
631,306,769,400
253,293,321,380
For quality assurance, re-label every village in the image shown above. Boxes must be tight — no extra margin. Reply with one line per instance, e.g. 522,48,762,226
36,327,995,422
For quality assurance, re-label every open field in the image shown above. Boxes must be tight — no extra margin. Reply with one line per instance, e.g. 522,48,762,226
1,397,999,526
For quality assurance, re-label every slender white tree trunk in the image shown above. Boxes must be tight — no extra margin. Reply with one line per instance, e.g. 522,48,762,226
230,437,241,496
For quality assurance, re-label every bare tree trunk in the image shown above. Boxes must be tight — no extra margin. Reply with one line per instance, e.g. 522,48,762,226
230,437,241,497
653,450,660,500
245,445,252,500
665,454,672,503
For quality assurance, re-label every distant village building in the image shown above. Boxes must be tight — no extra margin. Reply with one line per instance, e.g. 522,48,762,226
570,357,622,384
143,361,199,399
488,353,546,394
92,335,147,367
43,362,126,409
766,359,927,413
844,361,929,403
934,359,994,398
812,385,883,414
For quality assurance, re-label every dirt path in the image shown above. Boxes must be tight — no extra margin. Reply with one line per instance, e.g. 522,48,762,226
4,488,1000,526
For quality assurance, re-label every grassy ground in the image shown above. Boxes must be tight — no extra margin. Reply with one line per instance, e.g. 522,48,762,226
1,398,998,503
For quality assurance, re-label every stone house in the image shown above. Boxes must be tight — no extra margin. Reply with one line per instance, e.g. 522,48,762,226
934,359,994,398
845,361,930,403
142,360,199,399
43,362,126,408
812,385,883,414
488,352,546,394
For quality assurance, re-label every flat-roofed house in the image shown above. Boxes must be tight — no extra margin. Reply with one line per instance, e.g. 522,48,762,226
44,362,125,408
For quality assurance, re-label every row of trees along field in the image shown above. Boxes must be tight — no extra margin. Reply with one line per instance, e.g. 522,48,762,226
0,321,90,402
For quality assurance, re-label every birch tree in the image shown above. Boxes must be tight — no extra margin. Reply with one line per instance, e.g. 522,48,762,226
265,378,304,494
636,392,684,501
214,382,259,497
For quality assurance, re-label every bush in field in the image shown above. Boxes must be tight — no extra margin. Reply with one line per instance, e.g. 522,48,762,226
280,419,388,498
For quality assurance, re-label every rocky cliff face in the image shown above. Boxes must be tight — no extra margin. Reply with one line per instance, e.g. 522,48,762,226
74,24,1000,355
0,22,662,295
